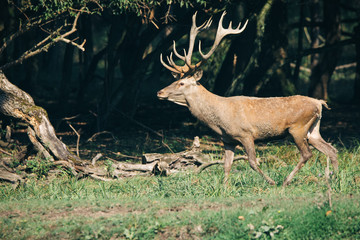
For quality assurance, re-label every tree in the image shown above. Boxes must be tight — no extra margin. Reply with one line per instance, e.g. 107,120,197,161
0,0,232,182
0,2,87,179
308,0,341,100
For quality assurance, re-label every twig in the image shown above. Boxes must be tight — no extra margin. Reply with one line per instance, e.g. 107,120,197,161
161,5,176,24
68,123,80,157
109,151,141,160
89,174,113,181
11,2,30,21
55,114,81,130
91,153,103,166
90,0,104,11
0,7,86,71
87,131,116,142
337,137,346,149
55,38,86,51
162,140,174,153
0,148,12,156
197,155,248,173
0,17,56,56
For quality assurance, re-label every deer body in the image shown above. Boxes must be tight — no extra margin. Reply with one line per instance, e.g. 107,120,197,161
158,12,338,185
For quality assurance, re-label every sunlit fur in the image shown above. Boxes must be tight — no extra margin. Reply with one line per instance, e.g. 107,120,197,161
158,70,338,186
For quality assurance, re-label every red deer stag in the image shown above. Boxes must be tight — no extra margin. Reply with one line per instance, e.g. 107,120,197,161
157,11,338,185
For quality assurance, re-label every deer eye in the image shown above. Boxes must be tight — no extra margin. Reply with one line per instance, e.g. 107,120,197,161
179,82,184,86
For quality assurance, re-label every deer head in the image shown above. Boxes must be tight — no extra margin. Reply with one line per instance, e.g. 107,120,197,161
157,11,248,106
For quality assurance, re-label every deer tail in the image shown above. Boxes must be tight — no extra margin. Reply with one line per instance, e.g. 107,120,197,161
319,100,330,110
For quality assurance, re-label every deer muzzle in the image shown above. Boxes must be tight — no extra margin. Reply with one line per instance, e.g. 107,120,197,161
157,90,167,100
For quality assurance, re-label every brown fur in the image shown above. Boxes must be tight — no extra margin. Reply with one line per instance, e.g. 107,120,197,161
157,73,338,185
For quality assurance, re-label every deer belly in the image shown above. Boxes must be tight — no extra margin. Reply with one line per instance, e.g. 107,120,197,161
254,123,285,139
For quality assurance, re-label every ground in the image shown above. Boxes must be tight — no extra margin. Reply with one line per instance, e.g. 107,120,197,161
0,103,359,239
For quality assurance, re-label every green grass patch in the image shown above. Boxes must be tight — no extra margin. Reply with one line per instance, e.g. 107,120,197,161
0,142,360,239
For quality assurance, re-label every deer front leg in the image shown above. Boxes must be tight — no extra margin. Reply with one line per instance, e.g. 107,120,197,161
223,143,236,184
242,137,276,185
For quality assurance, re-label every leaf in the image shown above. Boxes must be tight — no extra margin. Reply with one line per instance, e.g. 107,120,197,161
275,225,284,230
253,231,263,239
260,225,271,232
247,223,255,231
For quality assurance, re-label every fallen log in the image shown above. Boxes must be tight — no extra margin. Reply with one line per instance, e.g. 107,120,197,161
141,136,254,176
0,161,23,184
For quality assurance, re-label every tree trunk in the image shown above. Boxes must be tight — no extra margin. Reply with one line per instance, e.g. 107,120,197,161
352,0,360,104
227,0,273,96
309,0,321,71
59,44,74,106
354,24,360,104
77,47,106,104
0,71,80,164
309,0,341,100
212,4,255,96
241,0,292,97
293,0,305,88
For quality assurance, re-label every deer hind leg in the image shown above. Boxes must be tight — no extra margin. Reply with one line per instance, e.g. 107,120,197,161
242,137,276,185
307,118,338,171
283,125,314,186
223,143,236,184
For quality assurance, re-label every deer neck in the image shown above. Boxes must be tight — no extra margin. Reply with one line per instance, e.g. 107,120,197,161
185,85,223,129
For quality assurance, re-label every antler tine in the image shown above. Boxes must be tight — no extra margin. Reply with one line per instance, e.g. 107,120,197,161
184,12,213,68
160,53,182,74
236,19,249,33
168,52,185,73
168,52,176,66
198,15,213,30
199,11,248,60
160,11,247,76
172,41,186,61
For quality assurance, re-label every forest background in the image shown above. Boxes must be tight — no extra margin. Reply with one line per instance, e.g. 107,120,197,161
0,0,360,238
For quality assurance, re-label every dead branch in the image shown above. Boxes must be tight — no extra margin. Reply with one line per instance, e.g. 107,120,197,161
290,62,356,74
0,147,12,156
68,123,80,157
91,153,103,166
87,131,116,142
0,8,85,71
197,155,249,173
0,16,56,56
0,161,23,184
55,114,80,130
109,151,141,160
89,174,113,181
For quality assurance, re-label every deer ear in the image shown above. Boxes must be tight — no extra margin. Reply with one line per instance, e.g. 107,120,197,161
171,72,181,80
193,70,203,82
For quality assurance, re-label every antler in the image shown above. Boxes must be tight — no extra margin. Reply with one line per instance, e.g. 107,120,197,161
199,11,248,60
160,11,212,76
160,11,248,78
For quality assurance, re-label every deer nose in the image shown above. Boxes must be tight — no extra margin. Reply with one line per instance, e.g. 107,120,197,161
157,90,167,100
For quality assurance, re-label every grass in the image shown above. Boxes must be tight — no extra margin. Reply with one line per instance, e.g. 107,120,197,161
0,141,360,239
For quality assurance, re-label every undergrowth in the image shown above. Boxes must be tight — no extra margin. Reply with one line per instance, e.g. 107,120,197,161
0,141,359,239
